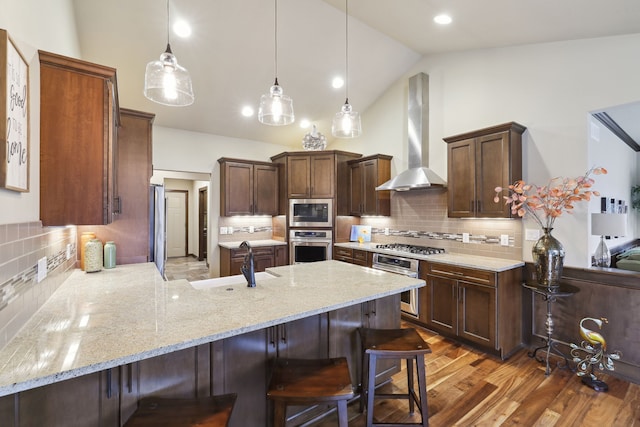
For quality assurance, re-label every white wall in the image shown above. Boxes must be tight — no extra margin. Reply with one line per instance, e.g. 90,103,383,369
332,34,640,267
0,0,80,225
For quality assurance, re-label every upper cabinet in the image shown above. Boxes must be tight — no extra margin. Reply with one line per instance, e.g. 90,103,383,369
286,153,335,199
347,154,392,216
39,50,119,226
444,122,526,218
218,158,279,216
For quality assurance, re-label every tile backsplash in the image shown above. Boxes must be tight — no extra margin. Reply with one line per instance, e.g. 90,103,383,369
0,222,77,350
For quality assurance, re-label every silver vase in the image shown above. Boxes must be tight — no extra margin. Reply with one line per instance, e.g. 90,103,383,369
532,228,565,288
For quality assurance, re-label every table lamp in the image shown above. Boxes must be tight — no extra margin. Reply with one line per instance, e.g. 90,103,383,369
591,213,627,267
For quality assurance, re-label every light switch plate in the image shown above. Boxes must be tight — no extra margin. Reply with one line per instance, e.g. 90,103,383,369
525,228,540,241
227,227,233,234
220,227,228,235
384,228,390,236
500,234,509,246
37,257,47,283
462,233,470,243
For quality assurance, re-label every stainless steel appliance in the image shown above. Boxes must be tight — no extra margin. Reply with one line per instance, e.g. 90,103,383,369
290,229,332,264
371,244,445,318
289,199,333,228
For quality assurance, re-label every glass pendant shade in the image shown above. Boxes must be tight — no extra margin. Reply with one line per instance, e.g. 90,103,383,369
332,100,361,138
258,80,294,126
144,44,194,106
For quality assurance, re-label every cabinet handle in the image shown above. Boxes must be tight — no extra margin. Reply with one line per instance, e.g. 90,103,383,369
113,196,122,215
370,300,377,317
269,326,276,348
127,363,133,393
280,324,287,344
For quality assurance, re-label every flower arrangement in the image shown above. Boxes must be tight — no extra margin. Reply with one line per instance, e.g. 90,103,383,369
494,166,607,230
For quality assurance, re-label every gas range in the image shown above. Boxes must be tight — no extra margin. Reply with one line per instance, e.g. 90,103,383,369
375,243,446,256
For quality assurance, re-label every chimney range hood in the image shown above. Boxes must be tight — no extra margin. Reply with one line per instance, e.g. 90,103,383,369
376,73,446,191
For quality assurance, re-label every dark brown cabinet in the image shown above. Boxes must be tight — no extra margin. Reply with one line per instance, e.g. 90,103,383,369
348,154,392,216
218,158,279,216
220,244,288,277
333,246,371,267
420,261,522,359
39,50,119,226
286,154,335,198
444,122,526,218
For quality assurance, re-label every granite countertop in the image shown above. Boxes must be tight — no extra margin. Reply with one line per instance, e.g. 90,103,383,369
218,239,287,249
334,242,524,272
0,261,423,397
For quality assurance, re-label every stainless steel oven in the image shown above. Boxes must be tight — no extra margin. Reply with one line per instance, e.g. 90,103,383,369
290,229,332,264
289,199,333,228
372,253,420,318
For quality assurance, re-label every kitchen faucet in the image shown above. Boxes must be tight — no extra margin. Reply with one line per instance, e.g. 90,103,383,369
239,241,256,287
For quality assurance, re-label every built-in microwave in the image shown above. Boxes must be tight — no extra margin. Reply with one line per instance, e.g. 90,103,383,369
289,199,333,228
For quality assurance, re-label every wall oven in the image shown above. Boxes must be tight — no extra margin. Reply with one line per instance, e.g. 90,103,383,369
371,253,420,318
290,229,332,264
289,199,333,228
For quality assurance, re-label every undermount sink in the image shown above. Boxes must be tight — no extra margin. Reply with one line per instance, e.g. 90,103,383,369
190,271,278,290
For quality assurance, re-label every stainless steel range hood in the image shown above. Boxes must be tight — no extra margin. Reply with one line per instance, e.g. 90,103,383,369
376,73,446,191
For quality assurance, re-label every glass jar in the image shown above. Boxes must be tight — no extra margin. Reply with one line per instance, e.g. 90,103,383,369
104,241,116,269
80,231,96,271
85,239,103,273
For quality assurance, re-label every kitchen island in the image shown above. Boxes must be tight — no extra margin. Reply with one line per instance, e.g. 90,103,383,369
0,261,423,426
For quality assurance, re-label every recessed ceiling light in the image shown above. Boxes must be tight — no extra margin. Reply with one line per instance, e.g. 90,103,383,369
433,14,452,25
332,76,344,89
241,106,254,117
173,20,192,38
299,119,311,129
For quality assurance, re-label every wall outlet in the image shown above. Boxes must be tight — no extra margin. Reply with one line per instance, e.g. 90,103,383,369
249,226,254,233
462,233,470,243
500,234,510,246
384,227,390,236
37,257,47,283
525,228,540,241
220,226,228,235
227,226,233,234
66,244,72,260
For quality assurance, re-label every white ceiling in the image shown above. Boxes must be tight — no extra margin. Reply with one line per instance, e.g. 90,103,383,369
71,0,640,148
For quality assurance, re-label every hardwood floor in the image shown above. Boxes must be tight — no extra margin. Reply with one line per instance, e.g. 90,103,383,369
311,325,640,427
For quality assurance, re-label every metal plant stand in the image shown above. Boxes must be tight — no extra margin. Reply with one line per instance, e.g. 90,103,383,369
523,282,579,375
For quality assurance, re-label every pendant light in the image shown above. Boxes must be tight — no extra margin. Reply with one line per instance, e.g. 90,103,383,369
332,0,361,138
144,0,194,106
258,0,295,126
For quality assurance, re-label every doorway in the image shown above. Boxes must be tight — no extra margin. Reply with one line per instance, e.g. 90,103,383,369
166,190,188,258
198,186,208,261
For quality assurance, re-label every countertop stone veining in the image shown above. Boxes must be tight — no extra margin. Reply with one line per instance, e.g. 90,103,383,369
218,239,287,249
334,242,524,272
0,261,423,397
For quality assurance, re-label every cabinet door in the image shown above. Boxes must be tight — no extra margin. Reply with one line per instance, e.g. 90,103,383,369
328,304,364,388
426,274,457,335
274,245,288,266
222,161,253,216
362,159,379,215
350,162,364,215
212,329,269,427
40,52,117,226
458,280,497,348
254,253,275,272
447,138,476,218
254,163,279,215
475,131,513,217
310,155,335,198
364,295,401,384
287,156,311,198
275,314,328,360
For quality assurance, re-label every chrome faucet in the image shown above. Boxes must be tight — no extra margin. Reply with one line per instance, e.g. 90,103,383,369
239,241,256,287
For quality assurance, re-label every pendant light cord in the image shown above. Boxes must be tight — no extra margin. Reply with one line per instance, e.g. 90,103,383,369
165,0,172,53
345,0,349,103
274,0,279,83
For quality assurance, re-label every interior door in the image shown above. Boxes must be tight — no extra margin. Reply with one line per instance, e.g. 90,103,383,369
166,190,188,258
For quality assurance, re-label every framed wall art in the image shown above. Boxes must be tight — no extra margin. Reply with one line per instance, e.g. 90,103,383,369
0,29,29,192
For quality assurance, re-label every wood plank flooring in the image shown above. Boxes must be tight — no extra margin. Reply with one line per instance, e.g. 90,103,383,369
311,325,640,427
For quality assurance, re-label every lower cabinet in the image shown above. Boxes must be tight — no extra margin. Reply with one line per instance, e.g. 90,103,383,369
420,261,522,359
220,244,288,277
333,246,372,267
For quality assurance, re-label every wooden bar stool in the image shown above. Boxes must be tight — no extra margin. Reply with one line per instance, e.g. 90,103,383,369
267,357,354,427
124,393,237,427
359,328,431,427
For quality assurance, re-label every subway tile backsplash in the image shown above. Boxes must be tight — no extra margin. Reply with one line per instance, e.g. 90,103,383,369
0,222,77,350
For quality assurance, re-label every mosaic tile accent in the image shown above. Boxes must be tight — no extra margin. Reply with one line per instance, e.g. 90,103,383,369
369,228,513,246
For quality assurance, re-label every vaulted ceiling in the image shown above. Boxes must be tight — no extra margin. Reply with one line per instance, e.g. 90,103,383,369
71,0,640,148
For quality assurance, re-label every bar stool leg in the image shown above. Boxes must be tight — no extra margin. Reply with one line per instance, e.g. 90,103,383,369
416,355,429,427
273,401,287,427
360,352,369,413
366,353,378,427
337,399,349,427
407,357,415,414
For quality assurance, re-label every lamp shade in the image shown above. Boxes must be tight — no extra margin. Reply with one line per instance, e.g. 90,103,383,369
258,82,294,126
331,101,362,138
591,213,627,236
144,45,194,106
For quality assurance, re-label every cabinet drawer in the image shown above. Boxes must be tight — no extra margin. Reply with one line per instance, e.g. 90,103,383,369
425,262,496,286
334,247,353,259
353,250,368,265
231,246,274,259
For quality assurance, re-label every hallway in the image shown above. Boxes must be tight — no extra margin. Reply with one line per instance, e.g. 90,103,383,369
164,256,210,281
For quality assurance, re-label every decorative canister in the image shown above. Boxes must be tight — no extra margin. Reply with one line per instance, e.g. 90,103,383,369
80,231,96,271
104,241,116,269
85,239,103,273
